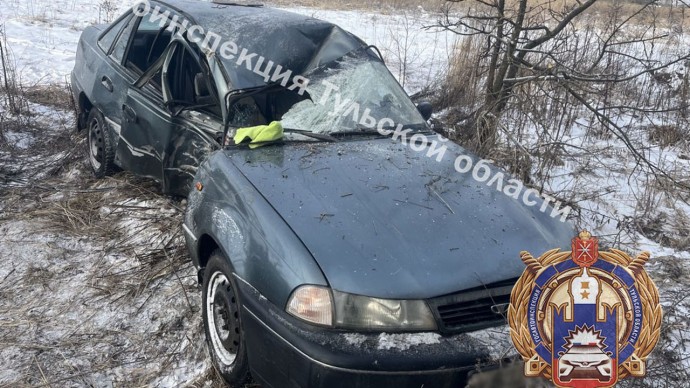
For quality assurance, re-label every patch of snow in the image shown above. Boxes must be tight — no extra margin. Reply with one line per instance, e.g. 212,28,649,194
2,130,34,148
465,326,517,361
376,332,441,351
342,333,368,347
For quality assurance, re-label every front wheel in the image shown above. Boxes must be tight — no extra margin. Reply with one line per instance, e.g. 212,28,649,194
202,251,251,386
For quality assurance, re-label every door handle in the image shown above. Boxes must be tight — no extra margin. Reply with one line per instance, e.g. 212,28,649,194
101,76,114,92
122,104,138,123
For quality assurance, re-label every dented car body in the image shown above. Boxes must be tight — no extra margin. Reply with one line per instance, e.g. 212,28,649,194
71,0,365,195
72,1,575,387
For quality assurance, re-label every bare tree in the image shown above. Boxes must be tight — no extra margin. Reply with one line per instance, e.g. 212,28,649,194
435,0,690,180
0,23,26,116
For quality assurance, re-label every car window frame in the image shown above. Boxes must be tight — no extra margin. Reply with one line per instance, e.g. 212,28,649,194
107,3,176,72
128,36,220,119
97,12,134,55
121,15,145,70
109,13,139,67
107,4,179,104
122,12,169,74
160,39,223,119
138,68,166,106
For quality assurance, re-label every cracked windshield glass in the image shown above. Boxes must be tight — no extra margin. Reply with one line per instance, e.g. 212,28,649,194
280,55,427,134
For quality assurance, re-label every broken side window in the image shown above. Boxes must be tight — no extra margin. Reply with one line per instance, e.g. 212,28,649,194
166,45,221,118
125,12,174,76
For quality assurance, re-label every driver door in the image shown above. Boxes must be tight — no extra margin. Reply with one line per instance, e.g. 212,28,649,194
160,41,224,195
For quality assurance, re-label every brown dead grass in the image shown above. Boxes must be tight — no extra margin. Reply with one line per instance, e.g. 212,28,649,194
268,0,690,28
267,0,446,12
647,124,687,148
22,84,75,111
0,85,221,387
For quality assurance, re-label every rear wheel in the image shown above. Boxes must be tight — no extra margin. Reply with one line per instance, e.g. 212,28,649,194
87,109,116,178
202,251,251,386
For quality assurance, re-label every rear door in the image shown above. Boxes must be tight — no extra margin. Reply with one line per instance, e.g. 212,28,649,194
88,12,138,136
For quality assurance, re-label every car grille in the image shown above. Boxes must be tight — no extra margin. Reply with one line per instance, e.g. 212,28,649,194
427,278,517,334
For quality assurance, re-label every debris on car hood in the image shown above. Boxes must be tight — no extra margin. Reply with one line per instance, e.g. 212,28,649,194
226,137,575,299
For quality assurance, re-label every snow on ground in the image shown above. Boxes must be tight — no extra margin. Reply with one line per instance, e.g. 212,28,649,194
0,0,455,92
0,0,110,85
280,6,456,94
376,332,441,351
0,95,211,386
0,1,457,385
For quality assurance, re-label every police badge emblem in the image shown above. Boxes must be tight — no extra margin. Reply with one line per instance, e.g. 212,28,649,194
508,231,662,387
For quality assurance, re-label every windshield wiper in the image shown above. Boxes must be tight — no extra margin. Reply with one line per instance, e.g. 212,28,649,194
329,129,385,138
283,128,339,142
330,124,429,137
329,125,436,144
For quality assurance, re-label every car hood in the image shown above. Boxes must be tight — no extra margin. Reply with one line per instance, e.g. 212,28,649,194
225,136,574,299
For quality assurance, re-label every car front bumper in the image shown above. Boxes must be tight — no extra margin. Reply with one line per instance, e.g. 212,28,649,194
235,276,495,388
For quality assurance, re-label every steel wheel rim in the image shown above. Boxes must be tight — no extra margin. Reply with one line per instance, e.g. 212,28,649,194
88,118,103,171
206,271,240,366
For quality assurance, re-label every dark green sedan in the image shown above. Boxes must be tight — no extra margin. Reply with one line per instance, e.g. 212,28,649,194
72,1,575,387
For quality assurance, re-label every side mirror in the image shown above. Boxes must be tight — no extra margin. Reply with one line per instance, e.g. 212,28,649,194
417,101,433,121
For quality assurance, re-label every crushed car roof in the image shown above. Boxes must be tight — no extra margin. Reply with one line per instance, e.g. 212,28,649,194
159,0,368,89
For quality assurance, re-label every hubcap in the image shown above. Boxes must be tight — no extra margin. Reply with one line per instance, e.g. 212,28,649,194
206,272,240,366
88,118,104,171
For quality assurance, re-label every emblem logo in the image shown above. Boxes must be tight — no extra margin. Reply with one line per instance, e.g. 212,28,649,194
508,231,662,387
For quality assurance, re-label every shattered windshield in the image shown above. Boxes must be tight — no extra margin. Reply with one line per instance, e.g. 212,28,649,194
280,55,426,134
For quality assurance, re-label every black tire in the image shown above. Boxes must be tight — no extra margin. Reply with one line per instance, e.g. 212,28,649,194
202,250,251,387
87,109,117,178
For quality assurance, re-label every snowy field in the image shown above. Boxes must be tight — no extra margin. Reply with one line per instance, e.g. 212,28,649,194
0,0,456,92
1,0,689,387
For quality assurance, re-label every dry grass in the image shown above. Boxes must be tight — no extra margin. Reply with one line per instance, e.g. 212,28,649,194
268,0,446,12
22,84,76,111
268,0,690,20
647,124,687,148
433,34,485,122
434,0,690,167
636,255,690,387
0,86,223,386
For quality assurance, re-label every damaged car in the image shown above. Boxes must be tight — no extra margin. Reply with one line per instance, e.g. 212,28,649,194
72,0,575,387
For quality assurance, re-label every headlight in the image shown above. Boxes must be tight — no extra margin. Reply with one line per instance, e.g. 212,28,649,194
332,290,437,331
286,285,333,326
286,286,437,331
